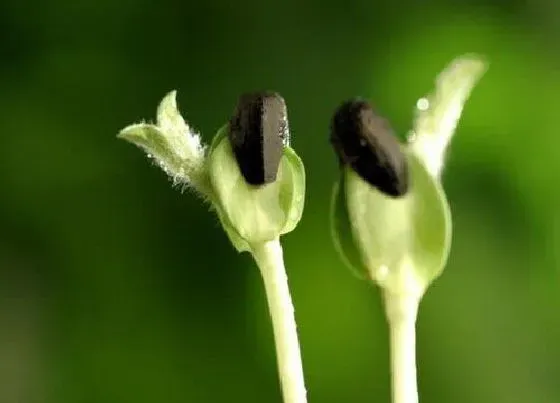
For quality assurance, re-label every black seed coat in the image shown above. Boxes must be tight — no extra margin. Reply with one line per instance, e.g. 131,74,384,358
330,98,409,197
228,92,288,185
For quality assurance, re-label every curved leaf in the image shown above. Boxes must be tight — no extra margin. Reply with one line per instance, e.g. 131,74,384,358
208,135,304,246
345,151,451,294
279,146,306,235
330,174,368,280
214,205,251,253
410,55,487,178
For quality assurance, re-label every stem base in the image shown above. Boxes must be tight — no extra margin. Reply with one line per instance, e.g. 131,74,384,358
384,292,421,403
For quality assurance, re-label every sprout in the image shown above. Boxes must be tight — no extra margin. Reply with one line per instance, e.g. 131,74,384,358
330,55,487,403
118,91,307,403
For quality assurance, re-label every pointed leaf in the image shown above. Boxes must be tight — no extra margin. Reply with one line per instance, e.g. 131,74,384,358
118,123,183,175
155,91,206,171
118,91,211,194
410,55,487,178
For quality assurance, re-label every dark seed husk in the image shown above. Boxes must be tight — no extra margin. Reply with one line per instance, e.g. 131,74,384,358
330,98,409,197
228,92,288,185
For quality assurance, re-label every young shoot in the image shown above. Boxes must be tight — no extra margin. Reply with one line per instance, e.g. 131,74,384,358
330,55,487,403
118,91,307,403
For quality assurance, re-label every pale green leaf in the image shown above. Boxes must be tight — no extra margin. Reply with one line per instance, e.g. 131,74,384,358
214,205,251,253
118,91,210,194
345,151,451,295
329,174,368,280
118,123,183,175
410,55,487,178
279,146,306,235
208,134,305,246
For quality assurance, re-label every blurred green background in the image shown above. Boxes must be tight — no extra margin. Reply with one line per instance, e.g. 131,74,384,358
1,0,559,402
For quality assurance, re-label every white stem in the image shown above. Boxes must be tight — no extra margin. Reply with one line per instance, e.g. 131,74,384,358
384,292,421,403
251,239,307,403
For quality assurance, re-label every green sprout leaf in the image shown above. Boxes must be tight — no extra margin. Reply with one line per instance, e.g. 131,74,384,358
118,91,209,194
344,151,451,295
208,133,305,246
410,55,487,178
118,123,181,174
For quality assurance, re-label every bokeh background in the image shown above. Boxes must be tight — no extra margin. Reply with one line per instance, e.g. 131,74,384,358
1,0,559,402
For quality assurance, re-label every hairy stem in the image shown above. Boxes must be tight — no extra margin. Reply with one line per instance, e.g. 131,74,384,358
252,239,307,403
384,292,421,403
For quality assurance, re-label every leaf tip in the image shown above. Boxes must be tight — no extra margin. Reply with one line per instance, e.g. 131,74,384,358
448,53,488,83
157,90,180,125
117,123,147,142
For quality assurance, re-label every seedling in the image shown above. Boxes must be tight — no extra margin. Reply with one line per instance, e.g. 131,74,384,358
118,91,307,403
330,55,487,403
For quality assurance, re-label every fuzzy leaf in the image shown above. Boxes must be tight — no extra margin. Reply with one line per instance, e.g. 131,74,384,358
118,91,208,192
118,123,182,175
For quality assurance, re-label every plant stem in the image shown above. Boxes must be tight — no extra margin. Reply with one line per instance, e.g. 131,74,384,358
384,292,421,403
251,239,307,403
